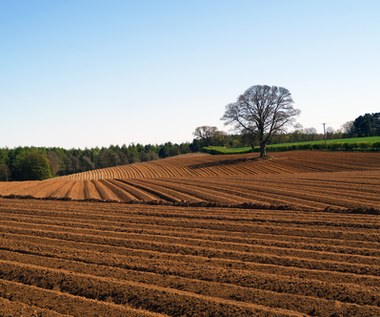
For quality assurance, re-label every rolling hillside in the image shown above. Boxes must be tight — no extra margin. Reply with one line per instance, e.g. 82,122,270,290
62,151,380,180
0,151,379,211
1,151,379,316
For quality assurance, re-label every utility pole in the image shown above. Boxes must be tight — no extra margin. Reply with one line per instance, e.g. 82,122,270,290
322,123,327,149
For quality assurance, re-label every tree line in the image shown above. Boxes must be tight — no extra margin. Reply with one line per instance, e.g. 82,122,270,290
1,110,378,181
346,113,380,137
0,143,196,181
0,136,256,181
191,122,366,150
1,81,378,182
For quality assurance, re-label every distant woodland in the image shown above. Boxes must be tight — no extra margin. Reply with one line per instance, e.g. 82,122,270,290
0,112,378,181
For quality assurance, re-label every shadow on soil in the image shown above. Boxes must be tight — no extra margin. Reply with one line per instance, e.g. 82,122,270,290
189,155,267,170
1,194,379,215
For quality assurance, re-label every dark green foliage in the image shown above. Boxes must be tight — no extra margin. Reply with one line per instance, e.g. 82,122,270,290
0,142,194,181
15,151,52,180
372,142,380,150
0,150,10,181
349,113,380,137
0,163,10,181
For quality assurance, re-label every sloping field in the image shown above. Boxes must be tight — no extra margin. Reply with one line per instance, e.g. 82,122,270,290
0,151,379,211
0,198,379,316
62,151,380,180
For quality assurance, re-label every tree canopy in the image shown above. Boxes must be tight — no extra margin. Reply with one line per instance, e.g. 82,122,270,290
221,85,300,157
0,143,193,181
15,151,52,180
351,113,380,137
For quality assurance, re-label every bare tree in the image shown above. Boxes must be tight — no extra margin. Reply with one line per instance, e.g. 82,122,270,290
303,127,317,135
326,126,335,139
221,85,300,157
303,127,317,141
341,121,354,135
193,126,226,147
193,126,219,140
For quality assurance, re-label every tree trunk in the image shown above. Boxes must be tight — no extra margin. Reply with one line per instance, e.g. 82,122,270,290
259,142,267,157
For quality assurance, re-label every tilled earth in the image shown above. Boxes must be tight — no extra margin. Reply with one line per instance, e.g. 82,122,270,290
0,198,379,316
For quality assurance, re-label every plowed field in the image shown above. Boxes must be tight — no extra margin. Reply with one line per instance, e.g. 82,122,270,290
1,151,380,315
0,151,379,211
63,151,380,180
0,198,379,316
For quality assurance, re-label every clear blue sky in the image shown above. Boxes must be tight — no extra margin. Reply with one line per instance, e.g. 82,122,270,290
1,0,379,148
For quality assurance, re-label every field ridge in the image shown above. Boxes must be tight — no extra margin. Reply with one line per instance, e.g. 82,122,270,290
0,198,379,316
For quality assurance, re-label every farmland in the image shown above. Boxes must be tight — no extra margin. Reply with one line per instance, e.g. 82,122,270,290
0,150,380,316
203,136,380,154
1,198,380,316
0,151,379,211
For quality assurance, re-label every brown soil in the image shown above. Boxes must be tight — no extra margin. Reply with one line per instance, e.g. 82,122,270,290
0,198,379,316
0,151,379,212
0,151,379,316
